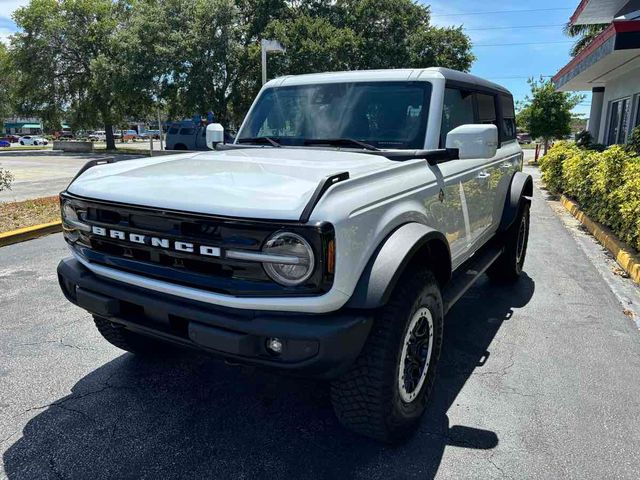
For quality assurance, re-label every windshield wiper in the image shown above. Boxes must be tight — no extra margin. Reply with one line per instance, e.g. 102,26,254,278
303,138,380,151
237,136,281,147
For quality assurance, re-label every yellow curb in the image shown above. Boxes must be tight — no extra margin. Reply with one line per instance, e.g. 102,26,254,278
0,220,62,247
560,195,640,285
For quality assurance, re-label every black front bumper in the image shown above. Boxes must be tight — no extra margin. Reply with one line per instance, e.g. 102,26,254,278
57,258,373,379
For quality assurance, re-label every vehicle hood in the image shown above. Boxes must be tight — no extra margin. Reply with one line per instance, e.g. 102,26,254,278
67,148,393,220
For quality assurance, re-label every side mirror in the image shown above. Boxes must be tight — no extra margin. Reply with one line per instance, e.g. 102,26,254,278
446,124,498,160
206,123,224,149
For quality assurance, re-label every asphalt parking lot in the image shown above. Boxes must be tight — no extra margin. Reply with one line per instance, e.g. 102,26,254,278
1,173,640,479
0,151,144,202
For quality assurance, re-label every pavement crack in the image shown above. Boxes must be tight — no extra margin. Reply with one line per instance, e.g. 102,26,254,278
486,453,513,480
0,429,20,447
17,384,116,417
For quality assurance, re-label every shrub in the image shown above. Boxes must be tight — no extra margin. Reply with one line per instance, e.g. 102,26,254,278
575,129,592,148
625,126,640,156
617,158,640,251
573,129,606,151
588,146,629,230
539,141,580,193
542,141,640,254
0,167,13,191
562,147,598,209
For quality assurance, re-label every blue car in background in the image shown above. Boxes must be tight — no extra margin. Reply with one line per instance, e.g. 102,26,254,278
0,140,10,148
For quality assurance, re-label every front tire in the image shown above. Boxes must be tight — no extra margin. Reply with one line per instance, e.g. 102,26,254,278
93,315,175,356
331,270,443,443
487,202,530,283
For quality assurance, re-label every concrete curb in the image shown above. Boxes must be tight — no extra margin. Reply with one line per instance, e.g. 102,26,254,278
560,195,640,285
0,221,62,247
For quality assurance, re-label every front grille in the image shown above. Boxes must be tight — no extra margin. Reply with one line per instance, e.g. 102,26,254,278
61,193,334,296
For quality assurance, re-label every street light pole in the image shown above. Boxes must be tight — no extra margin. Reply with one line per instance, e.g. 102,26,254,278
261,39,285,85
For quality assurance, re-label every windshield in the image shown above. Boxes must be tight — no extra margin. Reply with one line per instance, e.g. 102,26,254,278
237,81,431,149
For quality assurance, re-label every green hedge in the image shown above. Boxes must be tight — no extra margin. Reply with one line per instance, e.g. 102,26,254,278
540,142,640,251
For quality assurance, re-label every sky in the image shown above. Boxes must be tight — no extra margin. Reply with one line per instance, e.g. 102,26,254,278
428,0,591,116
0,0,591,116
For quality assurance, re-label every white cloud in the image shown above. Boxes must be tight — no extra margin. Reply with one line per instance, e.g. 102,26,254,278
0,0,30,21
0,25,14,45
0,0,29,44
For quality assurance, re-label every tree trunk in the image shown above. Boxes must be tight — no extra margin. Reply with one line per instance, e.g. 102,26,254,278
105,121,115,150
543,138,550,156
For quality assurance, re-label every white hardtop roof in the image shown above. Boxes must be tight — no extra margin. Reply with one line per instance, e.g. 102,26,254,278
265,67,510,94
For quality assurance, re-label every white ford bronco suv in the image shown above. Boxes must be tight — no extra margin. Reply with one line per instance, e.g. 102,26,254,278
57,68,532,442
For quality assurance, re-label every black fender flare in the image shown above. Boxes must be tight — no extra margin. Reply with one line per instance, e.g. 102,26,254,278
345,223,451,309
498,171,533,232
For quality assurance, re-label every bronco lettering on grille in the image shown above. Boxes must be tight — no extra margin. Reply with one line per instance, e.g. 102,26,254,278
91,225,221,257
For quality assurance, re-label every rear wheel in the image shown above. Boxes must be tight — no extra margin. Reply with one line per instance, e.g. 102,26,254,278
331,270,443,443
93,315,177,356
487,202,530,283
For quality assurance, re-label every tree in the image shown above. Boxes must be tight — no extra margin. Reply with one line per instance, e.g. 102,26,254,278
0,43,15,122
155,0,474,126
10,0,161,149
564,22,608,57
519,78,582,154
9,0,475,135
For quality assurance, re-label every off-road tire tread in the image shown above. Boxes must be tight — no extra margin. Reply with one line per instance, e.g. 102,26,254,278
487,202,530,283
330,270,442,443
93,315,169,355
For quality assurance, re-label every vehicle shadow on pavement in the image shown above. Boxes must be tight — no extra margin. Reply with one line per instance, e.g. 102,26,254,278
3,274,534,480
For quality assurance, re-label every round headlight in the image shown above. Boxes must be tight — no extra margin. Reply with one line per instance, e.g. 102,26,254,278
262,232,315,286
62,203,78,222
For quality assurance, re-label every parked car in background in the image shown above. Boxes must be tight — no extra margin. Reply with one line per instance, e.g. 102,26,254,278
54,130,74,140
166,121,234,150
139,130,161,140
1,134,20,143
19,135,48,146
0,140,10,148
89,131,106,141
121,130,139,141
517,133,532,144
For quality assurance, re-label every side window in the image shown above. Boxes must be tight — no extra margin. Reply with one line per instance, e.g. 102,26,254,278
440,87,475,147
168,127,179,135
500,94,516,141
179,128,195,135
476,93,497,125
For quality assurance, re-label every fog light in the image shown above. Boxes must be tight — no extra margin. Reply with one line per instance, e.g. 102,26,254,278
266,337,283,355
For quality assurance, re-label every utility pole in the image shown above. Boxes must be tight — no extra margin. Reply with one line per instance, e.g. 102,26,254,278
149,120,154,156
157,107,164,151
261,39,285,85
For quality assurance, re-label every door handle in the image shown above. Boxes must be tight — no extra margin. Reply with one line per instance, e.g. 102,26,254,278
477,171,491,179
501,162,512,169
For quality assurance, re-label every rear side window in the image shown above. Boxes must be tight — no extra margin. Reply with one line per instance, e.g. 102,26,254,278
476,93,497,125
179,128,195,135
168,127,179,134
440,88,475,147
500,94,516,141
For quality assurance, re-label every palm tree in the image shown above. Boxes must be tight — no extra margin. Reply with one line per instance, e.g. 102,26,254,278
564,23,609,57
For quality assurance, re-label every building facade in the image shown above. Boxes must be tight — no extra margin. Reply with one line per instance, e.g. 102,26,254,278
3,117,43,135
553,0,640,145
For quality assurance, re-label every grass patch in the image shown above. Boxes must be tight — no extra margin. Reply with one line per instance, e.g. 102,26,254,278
0,146,52,152
0,196,60,234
